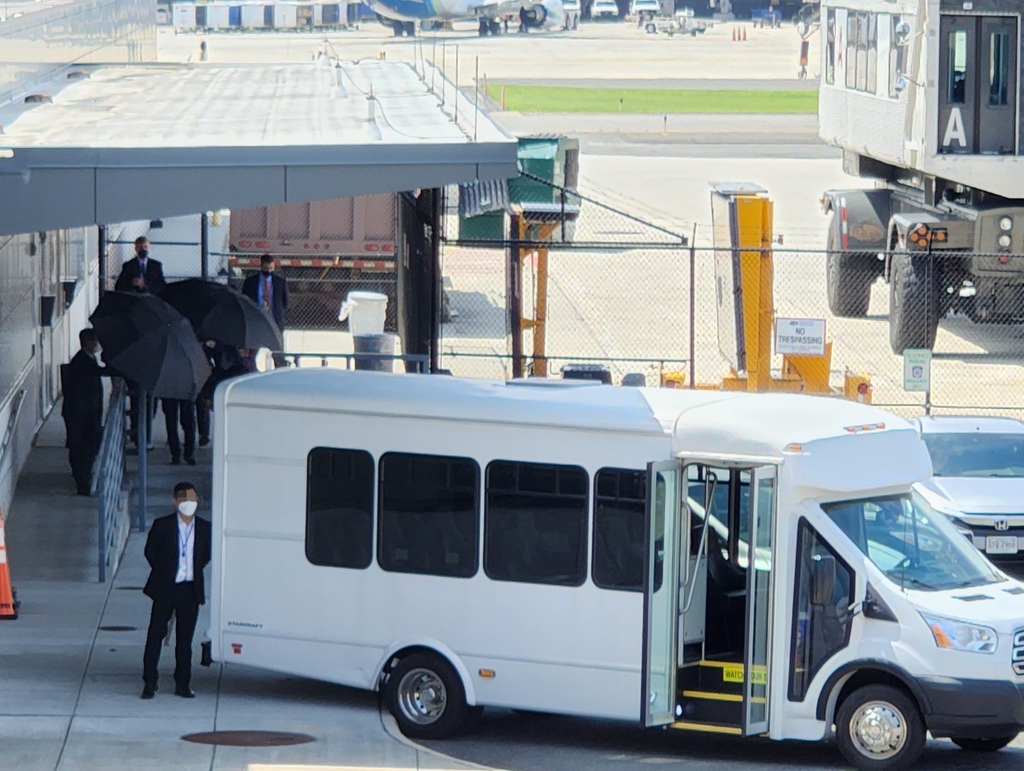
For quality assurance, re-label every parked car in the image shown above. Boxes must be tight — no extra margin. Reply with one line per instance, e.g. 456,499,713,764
591,0,620,19
630,0,660,19
912,415,1024,562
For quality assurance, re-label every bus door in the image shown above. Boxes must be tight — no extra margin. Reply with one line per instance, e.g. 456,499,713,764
642,460,684,726
743,466,776,736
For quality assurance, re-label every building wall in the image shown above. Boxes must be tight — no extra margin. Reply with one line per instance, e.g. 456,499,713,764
0,0,157,103
0,0,150,514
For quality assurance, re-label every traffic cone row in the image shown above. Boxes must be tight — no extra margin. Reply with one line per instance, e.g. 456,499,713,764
0,510,18,620
731,25,748,42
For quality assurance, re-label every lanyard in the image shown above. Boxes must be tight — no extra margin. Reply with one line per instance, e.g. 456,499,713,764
178,520,195,560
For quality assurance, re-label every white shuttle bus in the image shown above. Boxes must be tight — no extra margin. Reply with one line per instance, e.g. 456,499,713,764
210,369,1024,770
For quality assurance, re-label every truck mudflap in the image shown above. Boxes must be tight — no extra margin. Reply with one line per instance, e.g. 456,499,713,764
822,189,891,250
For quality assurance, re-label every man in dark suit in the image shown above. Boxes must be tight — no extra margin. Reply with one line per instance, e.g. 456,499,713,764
242,255,288,367
141,482,211,699
61,329,106,495
115,236,166,294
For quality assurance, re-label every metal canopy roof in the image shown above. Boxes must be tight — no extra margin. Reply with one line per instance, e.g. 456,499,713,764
0,60,518,235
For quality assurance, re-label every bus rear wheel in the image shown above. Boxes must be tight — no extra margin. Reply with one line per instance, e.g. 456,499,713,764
951,734,1018,752
385,652,469,739
836,685,926,771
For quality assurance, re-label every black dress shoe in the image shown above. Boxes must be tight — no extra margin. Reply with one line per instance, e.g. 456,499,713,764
141,685,155,699
170,457,181,466
199,436,210,447
174,687,196,698
185,457,196,466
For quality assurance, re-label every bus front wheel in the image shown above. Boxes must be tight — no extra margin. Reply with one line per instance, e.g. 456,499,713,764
385,652,469,739
835,685,926,771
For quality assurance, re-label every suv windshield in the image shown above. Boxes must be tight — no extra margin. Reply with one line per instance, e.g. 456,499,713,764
922,432,1024,477
821,493,1003,591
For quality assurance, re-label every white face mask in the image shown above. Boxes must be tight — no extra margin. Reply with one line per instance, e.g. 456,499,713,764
177,500,198,518
92,345,102,359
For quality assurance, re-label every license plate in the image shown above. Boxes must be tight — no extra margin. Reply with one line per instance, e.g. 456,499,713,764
986,536,1018,555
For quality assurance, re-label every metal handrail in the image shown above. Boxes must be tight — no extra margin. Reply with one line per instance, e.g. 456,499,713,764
0,389,26,471
95,378,128,583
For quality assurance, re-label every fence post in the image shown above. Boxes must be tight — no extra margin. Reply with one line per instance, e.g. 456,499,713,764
98,225,107,296
429,188,442,373
200,212,210,281
509,215,524,379
689,225,696,389
137,389,148,533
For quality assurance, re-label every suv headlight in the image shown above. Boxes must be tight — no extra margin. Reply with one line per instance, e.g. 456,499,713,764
922,613,998,654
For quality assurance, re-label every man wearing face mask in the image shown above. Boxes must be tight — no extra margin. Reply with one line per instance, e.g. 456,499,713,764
141,482,211,700
242,254,288,367
60,329,107,495
115,236,166,295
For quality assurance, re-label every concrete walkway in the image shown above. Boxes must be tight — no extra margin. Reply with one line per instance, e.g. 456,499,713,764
1,407,481,771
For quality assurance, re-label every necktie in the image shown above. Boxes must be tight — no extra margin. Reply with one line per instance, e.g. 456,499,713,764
263,276,271,311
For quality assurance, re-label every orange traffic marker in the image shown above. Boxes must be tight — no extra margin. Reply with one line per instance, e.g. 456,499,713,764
0,510,17,620
731,27,736,41
742,26,747,41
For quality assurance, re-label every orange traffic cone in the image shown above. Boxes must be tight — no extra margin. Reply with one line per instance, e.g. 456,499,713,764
731,26,737,41
742,25,747,41
0,510,16,620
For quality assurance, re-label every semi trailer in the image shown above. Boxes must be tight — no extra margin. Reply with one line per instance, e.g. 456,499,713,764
819,0,1024,353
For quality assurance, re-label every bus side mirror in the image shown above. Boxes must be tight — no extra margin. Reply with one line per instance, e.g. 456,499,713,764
811,556,836,606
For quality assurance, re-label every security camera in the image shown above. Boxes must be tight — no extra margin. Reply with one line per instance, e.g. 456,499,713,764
894,75,908,93
894,19,911,40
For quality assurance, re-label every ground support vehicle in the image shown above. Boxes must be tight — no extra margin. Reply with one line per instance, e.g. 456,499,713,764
210,369,1024,771
818,0,1024,353
653,12,707,35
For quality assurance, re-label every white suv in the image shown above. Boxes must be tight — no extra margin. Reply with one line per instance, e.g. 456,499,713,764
591,0,619,19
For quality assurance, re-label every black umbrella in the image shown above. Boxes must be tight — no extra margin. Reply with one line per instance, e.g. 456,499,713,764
159,279,283,351
89,292,212,402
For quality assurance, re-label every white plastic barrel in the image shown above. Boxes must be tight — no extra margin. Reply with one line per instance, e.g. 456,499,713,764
338,291,388,336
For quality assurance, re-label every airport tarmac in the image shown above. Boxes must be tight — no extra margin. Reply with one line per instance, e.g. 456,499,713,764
157,20,819,82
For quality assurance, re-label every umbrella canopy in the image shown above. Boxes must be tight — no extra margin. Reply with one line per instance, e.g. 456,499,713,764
159,279,283,351
89,292,212,401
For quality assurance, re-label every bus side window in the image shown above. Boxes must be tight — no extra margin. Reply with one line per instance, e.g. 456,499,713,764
378,452,480,578
593,468,646,592
306,447,375,569
788,519,856,701
485,461,589,587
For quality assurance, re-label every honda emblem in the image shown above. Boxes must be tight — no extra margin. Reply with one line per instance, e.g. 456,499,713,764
995,520,1010,532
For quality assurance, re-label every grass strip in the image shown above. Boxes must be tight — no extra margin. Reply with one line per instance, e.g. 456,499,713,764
487,85,818,114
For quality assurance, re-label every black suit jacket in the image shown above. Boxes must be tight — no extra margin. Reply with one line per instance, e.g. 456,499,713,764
115,257,166,294
144,513,212,604
61,350,104,422
242,271,288,331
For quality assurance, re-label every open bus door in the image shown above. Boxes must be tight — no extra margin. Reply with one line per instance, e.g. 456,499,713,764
642,461,684,726
743,465,776,736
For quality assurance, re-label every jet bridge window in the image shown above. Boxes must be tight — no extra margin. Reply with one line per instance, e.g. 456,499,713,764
989,32,1010,106
949,29,969,104
378,453,480,578
866,14,878,94
825,9,836,85
889,15,906,98
306,447,375,570
846,13,858,89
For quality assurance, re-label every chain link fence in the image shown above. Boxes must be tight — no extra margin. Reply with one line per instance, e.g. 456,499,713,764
439,185,1024,418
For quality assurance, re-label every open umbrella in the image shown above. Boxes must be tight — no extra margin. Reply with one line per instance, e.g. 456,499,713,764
89,292,213,534
159,279,283,351
89,292,212,401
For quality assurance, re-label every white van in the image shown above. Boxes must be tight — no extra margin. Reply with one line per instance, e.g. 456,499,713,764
210,370,1024,771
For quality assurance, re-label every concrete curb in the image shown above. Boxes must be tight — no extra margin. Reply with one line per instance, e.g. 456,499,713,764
379,707,505,771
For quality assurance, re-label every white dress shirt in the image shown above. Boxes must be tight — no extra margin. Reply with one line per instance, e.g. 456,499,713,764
175,516,195,583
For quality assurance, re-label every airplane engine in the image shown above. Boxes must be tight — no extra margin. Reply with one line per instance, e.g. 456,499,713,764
519,0,564,28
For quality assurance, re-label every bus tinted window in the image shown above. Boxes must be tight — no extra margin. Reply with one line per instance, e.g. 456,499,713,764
485,461,589,586
378,453,479,578
593,468,646,591
306,447,374,569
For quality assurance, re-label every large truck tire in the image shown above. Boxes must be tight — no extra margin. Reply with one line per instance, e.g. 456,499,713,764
826,218,875,318
889,251,940,354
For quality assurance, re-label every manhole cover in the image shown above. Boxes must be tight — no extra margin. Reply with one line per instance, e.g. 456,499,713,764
115,586,144,591
98,625,137,632
182,731,315,747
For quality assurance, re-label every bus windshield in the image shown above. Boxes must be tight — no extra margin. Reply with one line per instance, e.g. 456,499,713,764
821,493,1004,592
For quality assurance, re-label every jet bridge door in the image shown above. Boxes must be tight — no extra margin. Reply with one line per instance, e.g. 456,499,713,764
938,15,1019,155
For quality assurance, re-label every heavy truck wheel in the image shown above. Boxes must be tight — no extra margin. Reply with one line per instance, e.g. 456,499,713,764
826,218,876,318
889,251,940,354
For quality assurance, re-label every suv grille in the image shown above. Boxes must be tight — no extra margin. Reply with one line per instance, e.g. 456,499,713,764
1013,630,1024,676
